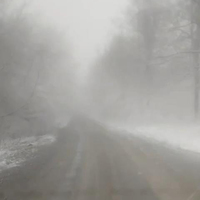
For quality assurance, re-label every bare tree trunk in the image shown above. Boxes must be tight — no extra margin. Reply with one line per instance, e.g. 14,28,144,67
191,0,200,120
145,50,153,86
194,58,199,119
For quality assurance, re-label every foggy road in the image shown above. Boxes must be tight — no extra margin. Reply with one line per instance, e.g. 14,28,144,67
1,119,200,200
1,0,200,200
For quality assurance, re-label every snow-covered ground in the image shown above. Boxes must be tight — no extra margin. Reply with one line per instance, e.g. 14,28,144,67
0,135,56,173
114,123,200,154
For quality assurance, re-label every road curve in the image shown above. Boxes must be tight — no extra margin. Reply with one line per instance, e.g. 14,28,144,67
1,118,200,200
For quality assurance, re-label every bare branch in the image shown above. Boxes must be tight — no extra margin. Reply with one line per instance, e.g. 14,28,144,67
0,65,41,118
155,50,200,60
170,23,193,31
176,29,191,38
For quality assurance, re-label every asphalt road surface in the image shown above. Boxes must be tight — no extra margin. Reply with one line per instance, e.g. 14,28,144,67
1,117,200,200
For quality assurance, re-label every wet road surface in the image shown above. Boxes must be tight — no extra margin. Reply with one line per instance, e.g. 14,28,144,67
1,118,200,200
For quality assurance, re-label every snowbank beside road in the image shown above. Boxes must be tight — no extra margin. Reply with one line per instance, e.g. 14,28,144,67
0,135,56,172
116,124,200,153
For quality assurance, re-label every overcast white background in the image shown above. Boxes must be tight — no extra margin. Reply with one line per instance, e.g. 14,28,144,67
30,0,129,68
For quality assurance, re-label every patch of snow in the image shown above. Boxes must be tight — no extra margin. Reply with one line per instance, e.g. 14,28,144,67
115,123,200,154
0,135,56,173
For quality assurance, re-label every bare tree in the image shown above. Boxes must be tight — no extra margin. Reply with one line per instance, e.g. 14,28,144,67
190,0,200,119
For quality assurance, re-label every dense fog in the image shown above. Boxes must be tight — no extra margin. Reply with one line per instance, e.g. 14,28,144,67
1,1,200,200
1,0,200,139
0,0,77,140
86,0,200,127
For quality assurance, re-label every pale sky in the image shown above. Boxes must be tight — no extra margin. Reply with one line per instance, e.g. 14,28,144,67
30,0,129,67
